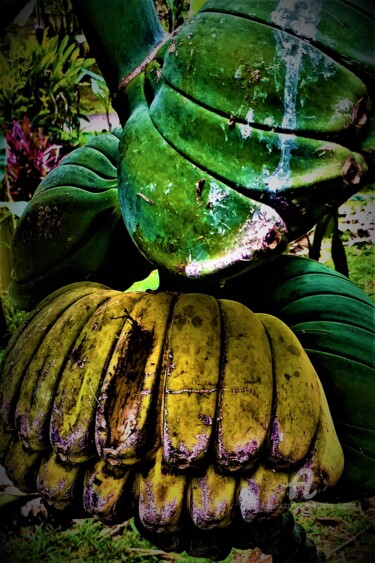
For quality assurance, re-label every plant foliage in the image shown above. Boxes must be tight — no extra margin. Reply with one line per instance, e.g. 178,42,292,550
4,116,62,201
0,29,95,142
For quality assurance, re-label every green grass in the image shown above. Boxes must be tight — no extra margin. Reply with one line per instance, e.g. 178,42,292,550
1,500,374,562
0,517,226,562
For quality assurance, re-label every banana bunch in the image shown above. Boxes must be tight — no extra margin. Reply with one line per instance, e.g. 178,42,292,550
8,128,151,311
0,282,343,557
117,0,373,282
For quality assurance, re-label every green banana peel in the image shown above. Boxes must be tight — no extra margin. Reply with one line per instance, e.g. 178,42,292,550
113,1,374,281
9,129,151,310
71,0,167,103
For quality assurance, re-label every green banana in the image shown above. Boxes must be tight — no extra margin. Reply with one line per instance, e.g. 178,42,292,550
302,350,375,431
119,91,288,282
15,289,118,451
223,255,374,312
162,293,221,468
50,292,141,463
188,464,236,529
117,1,372,282
0,283,106,429
270,274,373,309
292,321,374,369
8,129,150,311
334,421,375,460
138,448,187,533
83,459,136,524
215,300,273,471
152,81,365,193
257,313,321,468
279,294,375,331
37,451,85,512
96,292,175,466
49,146,118,183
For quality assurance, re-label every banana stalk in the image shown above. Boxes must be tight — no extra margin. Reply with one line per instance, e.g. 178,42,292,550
70,0,167,113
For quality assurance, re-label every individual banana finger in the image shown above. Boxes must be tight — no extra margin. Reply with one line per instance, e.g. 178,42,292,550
138,448,187,533
50,292,141,463
238,464,290,523
96,292,175,466
216,300,273,471
290,378,344,502
15,289,119,452
37,451,85,512
4,437,43,493
83,459,136,524
162,294,221,469
188,463,236,529
257,313,321,468
0,283,105,429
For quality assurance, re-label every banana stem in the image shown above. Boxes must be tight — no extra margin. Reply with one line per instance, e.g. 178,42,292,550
71,0,167,98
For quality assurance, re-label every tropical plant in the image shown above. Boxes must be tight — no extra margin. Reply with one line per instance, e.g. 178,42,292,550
4,116,62,201
0,29,95,143
154,0,190,31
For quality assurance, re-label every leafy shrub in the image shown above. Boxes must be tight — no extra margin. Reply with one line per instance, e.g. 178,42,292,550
4,116,62,201
154,0,190,31
0,29,95,143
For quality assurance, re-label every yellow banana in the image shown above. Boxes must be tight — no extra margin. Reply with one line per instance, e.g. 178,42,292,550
162,293,221,469
2,281,107,366
138,448,187,533
290,378,344,501
0,283,105,429
83,458,136,524
15,290,119,452
257,313,321,468
50,292,141,464
4,437,42,493
216,300,273,471
238,464,290,522
96,292,176,466
188,463,236,529
37,451,84,512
